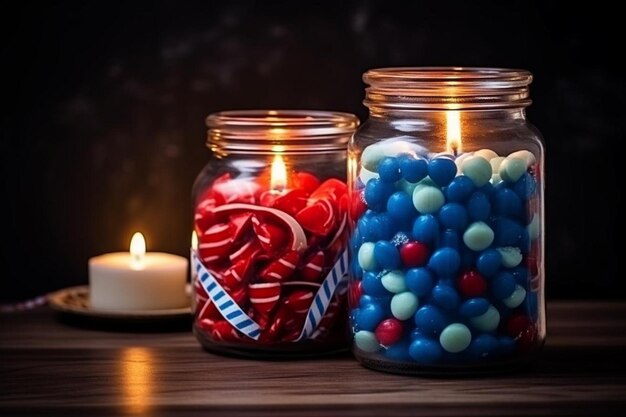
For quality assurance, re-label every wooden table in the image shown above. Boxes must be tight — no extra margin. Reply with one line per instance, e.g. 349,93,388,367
1,301,625,416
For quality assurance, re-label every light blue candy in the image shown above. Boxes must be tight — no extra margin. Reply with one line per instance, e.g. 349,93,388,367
492,271,516,299
467,191,491,221
432,284,460,310
398,154,428,183
412,185,445,214
405,267,434,296
359,166,379,185
374,241,401,270
409,338,443,364
354,330,381,353
387,191,417,221
381,270,407,293
499,157,527,183
391,291,419,320
527,214,540,240
459,297,490,317
462,155,492,187
470,305,500,332
439,323,472,353
428,247,461,276
497,247,523,268
439,203,468,231
361,145,386,171
397,179,419,196
445,175,475,202
463,221,495,251
357,242,378,271
412,214,440,243
428,157,457,187
378,157,401,183
503,285,526,308
476,249,502,277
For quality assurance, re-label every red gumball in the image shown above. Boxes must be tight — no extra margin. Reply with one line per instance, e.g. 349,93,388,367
506,314,532,338
294,172,321,194
516,324,537,352
348,281,363,309
457,270,487,298
399,241,429,267
375,318,403,346
350,189,367,221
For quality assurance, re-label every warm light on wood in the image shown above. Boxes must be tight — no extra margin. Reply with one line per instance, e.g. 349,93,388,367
446,110,462,155
121,347,153,415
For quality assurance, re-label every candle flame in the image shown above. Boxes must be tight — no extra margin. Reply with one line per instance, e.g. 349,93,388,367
446,110,462,155
130,232,146,269
191,230,198,250
270,154,287,192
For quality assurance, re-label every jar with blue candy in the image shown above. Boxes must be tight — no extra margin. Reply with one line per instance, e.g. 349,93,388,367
347,68,545,374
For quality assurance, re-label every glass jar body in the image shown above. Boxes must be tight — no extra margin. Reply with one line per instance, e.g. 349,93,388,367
192,110,357,357
348,109,545,374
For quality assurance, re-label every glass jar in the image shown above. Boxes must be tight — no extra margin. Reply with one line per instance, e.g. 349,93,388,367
347,68,545,374
192,110,359,357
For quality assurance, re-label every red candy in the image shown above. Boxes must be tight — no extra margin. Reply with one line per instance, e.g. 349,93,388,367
350,189,367,220
375,318,403,346
193,170,349,345
506,314,532,338
399,241,429,267
457,270,487,298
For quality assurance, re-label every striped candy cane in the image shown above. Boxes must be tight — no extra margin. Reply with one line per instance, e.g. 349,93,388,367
191,248,349,342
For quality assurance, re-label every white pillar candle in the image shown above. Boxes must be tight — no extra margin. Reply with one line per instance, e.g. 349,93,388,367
89,233,189,311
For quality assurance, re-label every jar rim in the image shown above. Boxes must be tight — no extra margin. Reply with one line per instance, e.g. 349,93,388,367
363,67,533,110
206,110,359,155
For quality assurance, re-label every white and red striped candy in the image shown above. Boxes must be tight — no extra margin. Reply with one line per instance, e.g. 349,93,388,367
210,320,242,342
251,215,288,254
259,251,300,282
270,189,309,217
295,198,335,237
249,282,281,317
228,239,262,265
229,212,253,242
309,178,347,204
284,290,315,315
299,250,325,282
222,257,254,289
294,172,321,194
198,223,234,263
212,178,260,205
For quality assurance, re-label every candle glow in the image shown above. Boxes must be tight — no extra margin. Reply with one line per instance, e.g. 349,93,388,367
270,154,288,192
130,232,146,270
446,110,462,155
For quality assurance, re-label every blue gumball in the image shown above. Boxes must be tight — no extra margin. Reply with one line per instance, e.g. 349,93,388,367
459,297,490,317
467,191,491,221
468,334,499,361
409,338,443,364
445,175,475,202
362,272,390,297
405,267,434,297
439,229,460,249
432,284,461,310
374,241,401,270
428,247,461,276
512,172,537,200
510,265,529,287
369,213,398,241
378,157,402,183
492,217,524,246
414,305,448,335
398,154,428,183
355,302,386,331
387,191,417,221
493,188,523,218
364,178,394,211
412,214,440,243
428,157,457,187
385,341,413,361
439,203,468,231
497,336,516,356
476,249,502,277
491,271,516,299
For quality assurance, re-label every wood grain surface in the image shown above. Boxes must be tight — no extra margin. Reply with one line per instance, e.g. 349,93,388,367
1,301,626,416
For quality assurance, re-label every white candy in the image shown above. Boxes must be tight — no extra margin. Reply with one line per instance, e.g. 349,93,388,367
503,285,526,308
497,247,523,268
508,150,537,167
527,214,540,240
489,156,506,172
359,166,379,185
358,242,378,271
474,148,499,160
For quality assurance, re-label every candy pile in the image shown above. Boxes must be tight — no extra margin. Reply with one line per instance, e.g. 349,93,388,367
194,171,349,344
349,142,541,365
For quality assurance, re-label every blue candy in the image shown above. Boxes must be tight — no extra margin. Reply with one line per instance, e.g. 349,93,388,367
405,267,434,296
428,247,461,276
468,334,499,360
439,229,460,249
387,191,417,221
439,203,468,231
428,157,457,187
445,175,475,202
459,297,490,317
354,303,385,331
491,271,516,299
512,172,536,200
432,284,461,310
414,305,448,335
510,265,529,286
362,272,390,297
493,188,523,218
409,338,443,364
478,182,495,196
359,295,377,308
369,213,398,241
378,157,402,183
374,241,401,270
467,191,491,221
350,259,364,280
364,178,394,211
497,336,516,356
476,249,502,277
412,214,440,243
398,154,428,183
357,216,376,242
492,217,524,246
385,341,413,361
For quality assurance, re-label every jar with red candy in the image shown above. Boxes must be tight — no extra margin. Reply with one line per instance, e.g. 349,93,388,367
348,68,546,374
192,110,359,357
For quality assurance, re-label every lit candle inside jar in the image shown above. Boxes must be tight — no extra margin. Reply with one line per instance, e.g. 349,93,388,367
446,110,463,156
89,232,188,311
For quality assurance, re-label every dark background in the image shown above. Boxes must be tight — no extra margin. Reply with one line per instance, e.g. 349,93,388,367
2,1,622,302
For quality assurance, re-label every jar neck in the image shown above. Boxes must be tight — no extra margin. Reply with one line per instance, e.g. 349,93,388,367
206,110,359,157
363,67,533,114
